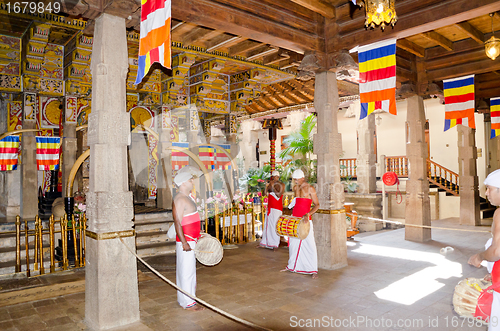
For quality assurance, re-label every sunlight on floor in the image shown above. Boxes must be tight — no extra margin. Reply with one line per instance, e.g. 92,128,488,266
352,243,463,305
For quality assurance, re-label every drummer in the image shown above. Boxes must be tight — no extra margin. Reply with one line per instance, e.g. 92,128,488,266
172,172,204,311
259,170,285,250
282,169,320,278
469,169,500,329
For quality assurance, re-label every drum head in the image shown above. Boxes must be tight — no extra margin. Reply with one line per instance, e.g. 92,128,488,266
297,219,310,240
195,235,223,266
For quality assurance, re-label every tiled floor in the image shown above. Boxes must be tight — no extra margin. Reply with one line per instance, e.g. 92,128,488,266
0,217,494,330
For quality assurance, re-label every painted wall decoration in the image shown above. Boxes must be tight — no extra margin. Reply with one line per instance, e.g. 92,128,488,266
24,93,37,121
189,108,200,131
127,93,139,111
170,116,179,142
65,97,77,123
77,98,91,126
8,101,22,131
39,96,61,128
162,105,171,130
0,74,21,92
148,134,158,199
130,106,155,131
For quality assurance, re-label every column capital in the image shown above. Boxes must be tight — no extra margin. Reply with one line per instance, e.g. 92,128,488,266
396,82,418,99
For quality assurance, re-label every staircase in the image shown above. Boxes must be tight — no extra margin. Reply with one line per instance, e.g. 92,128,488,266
133,206,176,257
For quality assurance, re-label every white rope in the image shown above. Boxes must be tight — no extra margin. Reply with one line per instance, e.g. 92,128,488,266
117,236,273,331
351,214,491,233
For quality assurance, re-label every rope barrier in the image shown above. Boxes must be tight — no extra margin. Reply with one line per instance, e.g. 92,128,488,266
117,236,273,331
351,214,492,233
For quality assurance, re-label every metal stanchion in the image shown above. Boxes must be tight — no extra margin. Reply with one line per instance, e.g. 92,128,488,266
251,201,256,241
15,216,21,273
228,203,233,244
34,217,39,271
215,203,220,244
39,217,44,275
204,203,208,234
82,214,87,266
61,216,68,270
72,214,79,267
24,220,30,277
49,215,55,273
235,203,240,243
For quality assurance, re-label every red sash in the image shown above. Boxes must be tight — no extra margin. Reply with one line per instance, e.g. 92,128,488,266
176,212,201,242
267,194,283,215
292,198,312,218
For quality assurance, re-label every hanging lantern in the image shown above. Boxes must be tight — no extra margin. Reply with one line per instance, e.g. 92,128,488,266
363,0,397,30
485,13,500,61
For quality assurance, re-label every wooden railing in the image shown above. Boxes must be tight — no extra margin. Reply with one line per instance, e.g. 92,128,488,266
340,158,356,178
383,156,459,196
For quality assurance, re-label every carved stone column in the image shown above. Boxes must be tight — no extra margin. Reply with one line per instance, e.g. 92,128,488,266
20,104,37,219
157,105,173,210
85,14,139,330
62,98,77,197
356,113,376,193
313,70,347,270
405,95,431,242
458,125,480,225
240,120,258,171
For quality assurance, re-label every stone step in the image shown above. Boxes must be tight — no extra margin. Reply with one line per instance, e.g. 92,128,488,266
135,230,170,246
134,220,173,233
134,212,172,225
136,241,176,258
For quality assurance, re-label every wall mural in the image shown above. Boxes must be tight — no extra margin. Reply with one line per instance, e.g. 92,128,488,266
39,96,61,128
8,101,22,131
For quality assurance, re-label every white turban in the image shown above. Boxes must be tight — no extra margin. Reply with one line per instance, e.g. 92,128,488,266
271,170,280,177
485,169,500,189
292,169,305,179
174,172,193,187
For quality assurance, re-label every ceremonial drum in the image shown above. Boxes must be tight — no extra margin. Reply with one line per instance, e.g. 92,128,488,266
276,215,310,240
453,277,492,324
194,235,224,266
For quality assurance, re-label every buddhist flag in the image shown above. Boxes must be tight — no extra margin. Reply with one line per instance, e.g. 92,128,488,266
0,136,20,171
443,75,475,131
199,146,215,170
215,144,231,170
358,39,397,120
135,0,171,85
36,136,61,171
491,97,500,138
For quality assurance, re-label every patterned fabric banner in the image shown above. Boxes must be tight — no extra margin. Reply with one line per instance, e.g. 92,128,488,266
199,146,215,170
215,144,231,170
135,0,171,84
358,39,397,120
0,136,20,171
148,134,158,199
491,97,500,138
36,136,61,170
171,142,189,174
443,74,475,131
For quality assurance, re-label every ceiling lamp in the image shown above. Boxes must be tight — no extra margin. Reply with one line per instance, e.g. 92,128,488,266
486,13,500,60
363,0,397,30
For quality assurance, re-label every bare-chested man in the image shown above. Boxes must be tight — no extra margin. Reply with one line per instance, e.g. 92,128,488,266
469,169,500,329
282,169,320,278
259,170,285,250
172,172,204,311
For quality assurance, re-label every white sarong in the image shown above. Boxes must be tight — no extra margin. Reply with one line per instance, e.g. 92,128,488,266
491,291,500,330
176,241,197,308
260,208,282,249
286,221,318,274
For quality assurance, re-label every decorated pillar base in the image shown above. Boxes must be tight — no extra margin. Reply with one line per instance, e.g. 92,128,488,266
315,210,348,270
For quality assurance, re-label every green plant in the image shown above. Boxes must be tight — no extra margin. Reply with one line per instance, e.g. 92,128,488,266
239,165,271,193
278,114,317,183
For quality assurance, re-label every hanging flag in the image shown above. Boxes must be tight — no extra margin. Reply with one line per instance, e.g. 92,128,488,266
215,144,231,170
443,75,475,131
0,136,20,171
199,146,215,170
491,97,500,138
171,142,189,175
36,136,61,170
358,39,397,120
135,0,172,85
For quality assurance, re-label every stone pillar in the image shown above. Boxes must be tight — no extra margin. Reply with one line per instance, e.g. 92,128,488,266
313,71,347,270
225,114,238,194
356,114,376,193
405,95,431,242
20,113,37,220
62,100,77,197
240,120,258,170
458,125,480,225
157,106,173,210
85,14,139,330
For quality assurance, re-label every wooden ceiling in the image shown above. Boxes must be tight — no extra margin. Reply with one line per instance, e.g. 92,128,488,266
6,0,500,113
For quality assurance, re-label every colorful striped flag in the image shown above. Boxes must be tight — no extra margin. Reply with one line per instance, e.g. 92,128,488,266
215,144,232,170
0,136,20,171
443,75,475,131
135,0,171,85
491,97,500,138
358,39,397,120
171,142,189,174
199,146,215,170
36,136,61,170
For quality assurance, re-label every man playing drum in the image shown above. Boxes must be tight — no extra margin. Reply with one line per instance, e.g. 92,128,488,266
172,172,204,311
259,170,285,250
282,169,320,278
469,169,500,328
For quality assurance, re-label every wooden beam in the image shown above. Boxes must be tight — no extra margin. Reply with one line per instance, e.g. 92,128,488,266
455,21,484,44
182,27,214,45
263,96,280,108
246,46,279,61
172,0,320,52
421,31,453,51
337,0,500,50
289,0,335,19
197,30,226,44
396,39,425,58
426,57,500,81
206,35,244,52
264,50,290,65
255,99,270,110
229,40,265,56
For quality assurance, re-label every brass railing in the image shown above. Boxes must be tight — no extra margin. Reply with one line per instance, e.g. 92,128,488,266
12,213,87,276
340,158,357,178
384,156,459,196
